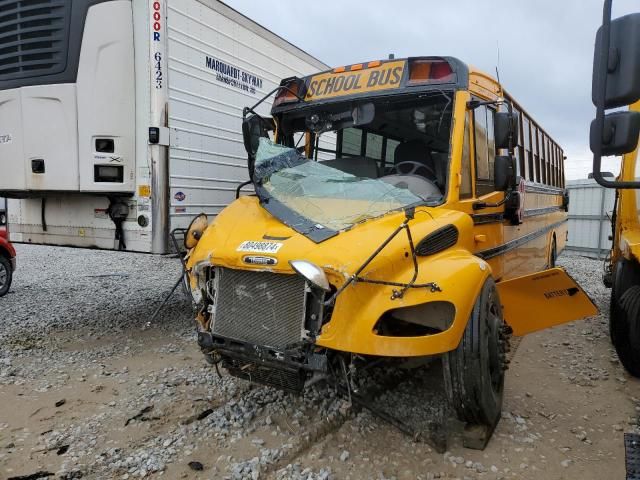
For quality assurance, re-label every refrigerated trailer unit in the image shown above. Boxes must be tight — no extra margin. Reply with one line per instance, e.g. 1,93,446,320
0,0,328,253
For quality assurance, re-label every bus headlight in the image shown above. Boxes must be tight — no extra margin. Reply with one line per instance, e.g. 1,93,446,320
289,260,331,292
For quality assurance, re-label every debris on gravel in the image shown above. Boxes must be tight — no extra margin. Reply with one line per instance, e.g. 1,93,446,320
0,245,638,479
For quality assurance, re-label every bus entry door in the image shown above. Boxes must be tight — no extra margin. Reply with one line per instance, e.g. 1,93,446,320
497,267,598,336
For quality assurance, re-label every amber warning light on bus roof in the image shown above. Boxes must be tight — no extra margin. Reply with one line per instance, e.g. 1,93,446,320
273,77,308,107
408,59,455,85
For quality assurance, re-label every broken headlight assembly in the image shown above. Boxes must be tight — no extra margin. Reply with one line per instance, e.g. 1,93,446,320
190,260,214,305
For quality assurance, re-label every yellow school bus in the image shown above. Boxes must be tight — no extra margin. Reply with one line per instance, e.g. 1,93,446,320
185,56,596,448
589,2,640,377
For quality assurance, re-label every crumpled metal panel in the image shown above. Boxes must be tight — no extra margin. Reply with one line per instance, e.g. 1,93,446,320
212,267,306,350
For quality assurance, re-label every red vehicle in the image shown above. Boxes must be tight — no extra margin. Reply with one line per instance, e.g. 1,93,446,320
0,227,15,297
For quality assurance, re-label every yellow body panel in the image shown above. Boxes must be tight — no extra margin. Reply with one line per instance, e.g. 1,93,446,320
496,268,597,336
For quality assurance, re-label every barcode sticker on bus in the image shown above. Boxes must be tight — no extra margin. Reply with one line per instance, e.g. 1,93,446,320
237,240,283,254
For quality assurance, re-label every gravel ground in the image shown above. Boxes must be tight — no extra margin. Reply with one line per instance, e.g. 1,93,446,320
1,245,639,480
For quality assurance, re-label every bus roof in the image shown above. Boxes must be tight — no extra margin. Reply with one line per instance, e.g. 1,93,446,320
271,56,563,154
271,56,469,111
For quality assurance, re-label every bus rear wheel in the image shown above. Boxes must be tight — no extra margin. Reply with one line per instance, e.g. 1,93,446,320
611,259,640,377
443,278,506,434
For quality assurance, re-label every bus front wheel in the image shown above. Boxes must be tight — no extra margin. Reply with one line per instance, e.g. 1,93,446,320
443,278,506,435
611,259,640,377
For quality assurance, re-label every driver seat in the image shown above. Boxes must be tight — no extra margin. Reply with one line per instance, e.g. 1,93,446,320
393,139,436,180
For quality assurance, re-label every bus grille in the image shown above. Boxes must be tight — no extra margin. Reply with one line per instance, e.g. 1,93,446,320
212,268,307,350
0,0,71,80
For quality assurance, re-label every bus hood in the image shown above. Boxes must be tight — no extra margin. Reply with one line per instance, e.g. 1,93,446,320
187,195,475,280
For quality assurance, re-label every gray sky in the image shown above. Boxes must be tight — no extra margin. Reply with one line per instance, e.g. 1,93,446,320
225,0,637,180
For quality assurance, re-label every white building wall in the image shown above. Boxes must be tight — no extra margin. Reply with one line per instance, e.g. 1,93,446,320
566,178,616,258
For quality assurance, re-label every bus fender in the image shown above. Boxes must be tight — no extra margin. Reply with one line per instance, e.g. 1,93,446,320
316,250,495,356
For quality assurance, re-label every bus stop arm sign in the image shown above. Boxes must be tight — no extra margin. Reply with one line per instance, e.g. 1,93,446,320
497,268,598,336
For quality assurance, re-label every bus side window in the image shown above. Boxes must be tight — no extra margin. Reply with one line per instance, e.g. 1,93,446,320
341,128,362,156
385,139,400,171
531,127,539,182
523,117,532,181
460,111,472,199
511,107,525,179
540,134,547,184
366,133,383,157
474,105,496,196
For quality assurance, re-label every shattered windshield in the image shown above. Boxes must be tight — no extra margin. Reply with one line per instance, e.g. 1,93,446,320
255,139,422,231
253,93,453,238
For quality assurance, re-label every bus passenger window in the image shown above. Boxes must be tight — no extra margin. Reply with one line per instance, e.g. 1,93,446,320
532,127,539,182
540,132,549,184
544,137,550,185
487,108,496,176
460,112,472,199
523,117,532,181
511,107,525,178
547,139,553,185
341,128,362,156
385,139,400,171
474,105,495,196
366,132,384,161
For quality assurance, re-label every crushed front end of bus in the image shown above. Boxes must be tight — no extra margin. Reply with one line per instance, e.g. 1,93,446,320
184,57,597,450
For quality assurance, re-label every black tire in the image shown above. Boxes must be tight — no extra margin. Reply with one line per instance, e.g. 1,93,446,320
549,236,557,268
610,259,640,344
0,255,12,297
610,259,640,377
442,277,505,426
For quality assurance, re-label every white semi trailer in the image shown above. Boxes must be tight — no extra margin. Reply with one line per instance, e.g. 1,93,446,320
0,0,327,253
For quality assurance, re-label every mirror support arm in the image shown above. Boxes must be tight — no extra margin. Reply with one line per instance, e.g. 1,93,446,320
473,193,510,211
235,179,253,199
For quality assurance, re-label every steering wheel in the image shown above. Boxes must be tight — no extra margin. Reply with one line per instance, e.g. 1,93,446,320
391,161,436,179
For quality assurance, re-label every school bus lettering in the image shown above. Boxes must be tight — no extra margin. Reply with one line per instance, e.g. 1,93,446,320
366,66,402,88
305,60,405,100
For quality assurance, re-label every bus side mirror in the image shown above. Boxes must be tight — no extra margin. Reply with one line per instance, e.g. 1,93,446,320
590,110,640,156
242,114,274,157
494,155,516,191
494,112,519,150
591,7,640,189
592,13,640,109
